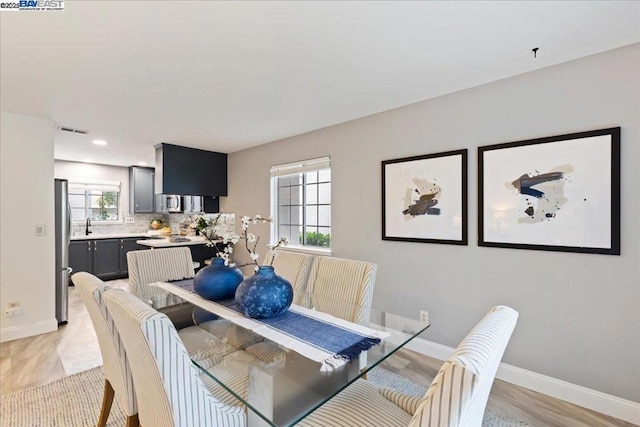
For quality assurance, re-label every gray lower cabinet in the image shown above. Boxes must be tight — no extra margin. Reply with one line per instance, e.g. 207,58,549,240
120,237,143,274
93,239,121,278
69,237,147,280
69,240,93,278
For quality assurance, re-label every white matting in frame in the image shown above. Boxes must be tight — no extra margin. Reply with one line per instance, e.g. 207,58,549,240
478,127,620,255
382,149,467,245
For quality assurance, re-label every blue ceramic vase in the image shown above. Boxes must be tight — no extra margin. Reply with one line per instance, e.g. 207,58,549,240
193,258,243,301
235,266,293,319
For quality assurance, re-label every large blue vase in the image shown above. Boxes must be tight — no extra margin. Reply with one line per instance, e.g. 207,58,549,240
193,258,243,301
235,266,293,319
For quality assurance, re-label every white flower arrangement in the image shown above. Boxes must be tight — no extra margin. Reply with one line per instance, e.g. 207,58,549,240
193,213,287,269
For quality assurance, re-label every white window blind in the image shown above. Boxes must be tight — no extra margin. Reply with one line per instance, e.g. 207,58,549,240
270,156,331,177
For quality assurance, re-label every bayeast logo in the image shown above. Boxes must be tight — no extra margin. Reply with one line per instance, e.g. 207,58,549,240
19,0,64,8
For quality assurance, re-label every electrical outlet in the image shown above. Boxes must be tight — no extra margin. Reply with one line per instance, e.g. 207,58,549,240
5,302,23,317
125,217,135,224
420,310,429,323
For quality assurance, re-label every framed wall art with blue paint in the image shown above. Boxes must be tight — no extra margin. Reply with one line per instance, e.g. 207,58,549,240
478,127,621,255
382,149,467,245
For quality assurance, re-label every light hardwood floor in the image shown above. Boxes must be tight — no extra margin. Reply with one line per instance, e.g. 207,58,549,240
0,281,635,426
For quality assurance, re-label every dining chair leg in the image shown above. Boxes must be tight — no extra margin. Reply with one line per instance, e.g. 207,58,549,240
360,366,369,380
126,414,140,427
97,379,115,427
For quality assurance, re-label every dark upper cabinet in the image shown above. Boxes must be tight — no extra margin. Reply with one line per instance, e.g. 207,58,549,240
203,196,220,213
130,166,155,213
155,143,227,197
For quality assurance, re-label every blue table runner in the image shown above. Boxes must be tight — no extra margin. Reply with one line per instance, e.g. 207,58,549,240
169,278,381,362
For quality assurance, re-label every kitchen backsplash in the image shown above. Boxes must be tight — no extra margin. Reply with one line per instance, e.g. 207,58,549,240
71,213,236,236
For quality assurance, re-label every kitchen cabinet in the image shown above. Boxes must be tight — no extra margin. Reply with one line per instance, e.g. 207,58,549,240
69,237,148,280
155,143,227,197
120,237,143,274
92,239,121,278
69,240,93,278
129,166,155,213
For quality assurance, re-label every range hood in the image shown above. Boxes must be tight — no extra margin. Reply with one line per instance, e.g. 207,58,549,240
154,143,228,197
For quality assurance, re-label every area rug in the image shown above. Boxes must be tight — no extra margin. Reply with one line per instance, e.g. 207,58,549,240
368,367,530,427
1,366,529,426
0,367,125,427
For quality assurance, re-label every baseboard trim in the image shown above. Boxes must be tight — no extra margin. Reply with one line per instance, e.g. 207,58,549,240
402,336,640,425
0,318,58,343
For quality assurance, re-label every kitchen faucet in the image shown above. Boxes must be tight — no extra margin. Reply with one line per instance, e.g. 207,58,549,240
85,218,92,236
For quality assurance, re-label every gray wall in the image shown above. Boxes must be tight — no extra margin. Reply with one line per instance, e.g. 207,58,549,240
223,44,640,401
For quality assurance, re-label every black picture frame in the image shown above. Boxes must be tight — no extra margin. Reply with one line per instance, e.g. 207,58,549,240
478,127,621,255
382,149,468,245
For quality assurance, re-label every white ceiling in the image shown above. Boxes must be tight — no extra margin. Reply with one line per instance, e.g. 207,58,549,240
1,1,639,167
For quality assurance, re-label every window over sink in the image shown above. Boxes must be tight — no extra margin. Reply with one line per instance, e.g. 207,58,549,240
270,157,331,250
69,181,121,222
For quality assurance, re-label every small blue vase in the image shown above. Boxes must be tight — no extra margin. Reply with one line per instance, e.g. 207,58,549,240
235,266,293,319
193,258,243,301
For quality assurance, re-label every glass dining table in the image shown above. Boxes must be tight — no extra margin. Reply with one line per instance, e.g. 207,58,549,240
145,280,430,427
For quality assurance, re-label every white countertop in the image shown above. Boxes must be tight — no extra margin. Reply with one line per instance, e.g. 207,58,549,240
71,232,151,241
136,236,215,248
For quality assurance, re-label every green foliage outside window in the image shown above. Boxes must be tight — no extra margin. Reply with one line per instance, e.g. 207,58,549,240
303,231,331,247
95,191,118,220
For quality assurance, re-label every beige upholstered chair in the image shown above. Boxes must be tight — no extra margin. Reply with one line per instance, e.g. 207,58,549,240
72,272,139,427
75,272,238,423
263,250,314,300
127,247,195,306
103,288,246,427
305,256,378,325
299,306,519,427
244,255,377,364
126,247,238,368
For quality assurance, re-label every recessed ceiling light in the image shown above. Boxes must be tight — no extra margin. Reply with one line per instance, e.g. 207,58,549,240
92,139,107,146
82,158,93,163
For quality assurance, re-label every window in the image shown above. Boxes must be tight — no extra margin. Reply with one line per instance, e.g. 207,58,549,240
69,182,121,222
271,157,331,249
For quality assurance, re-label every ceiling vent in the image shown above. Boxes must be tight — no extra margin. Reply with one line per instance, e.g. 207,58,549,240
57,126,89,135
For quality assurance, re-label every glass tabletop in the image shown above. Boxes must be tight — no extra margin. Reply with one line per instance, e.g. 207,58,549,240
146,282,430,427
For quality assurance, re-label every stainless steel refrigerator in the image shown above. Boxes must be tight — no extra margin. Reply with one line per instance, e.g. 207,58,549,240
55,178,71,324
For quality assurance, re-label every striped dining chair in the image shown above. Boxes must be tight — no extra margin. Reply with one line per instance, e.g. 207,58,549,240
103,288,247,427
127,247,195,306
298,306,519,427
243,255,377,364
126,247,239,368
264,250,314,300
73,272,138,427
305,256,378,325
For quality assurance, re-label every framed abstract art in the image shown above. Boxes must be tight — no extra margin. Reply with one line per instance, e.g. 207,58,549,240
382,149,467,245
478,127,621,255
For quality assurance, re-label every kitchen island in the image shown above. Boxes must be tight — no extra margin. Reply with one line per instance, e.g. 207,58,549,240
136,236,223,270
135,236,215,247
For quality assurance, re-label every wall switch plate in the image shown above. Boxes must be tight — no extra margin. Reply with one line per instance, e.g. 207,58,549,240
125,217,135,224
420,310,429,324
35,224,46,236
